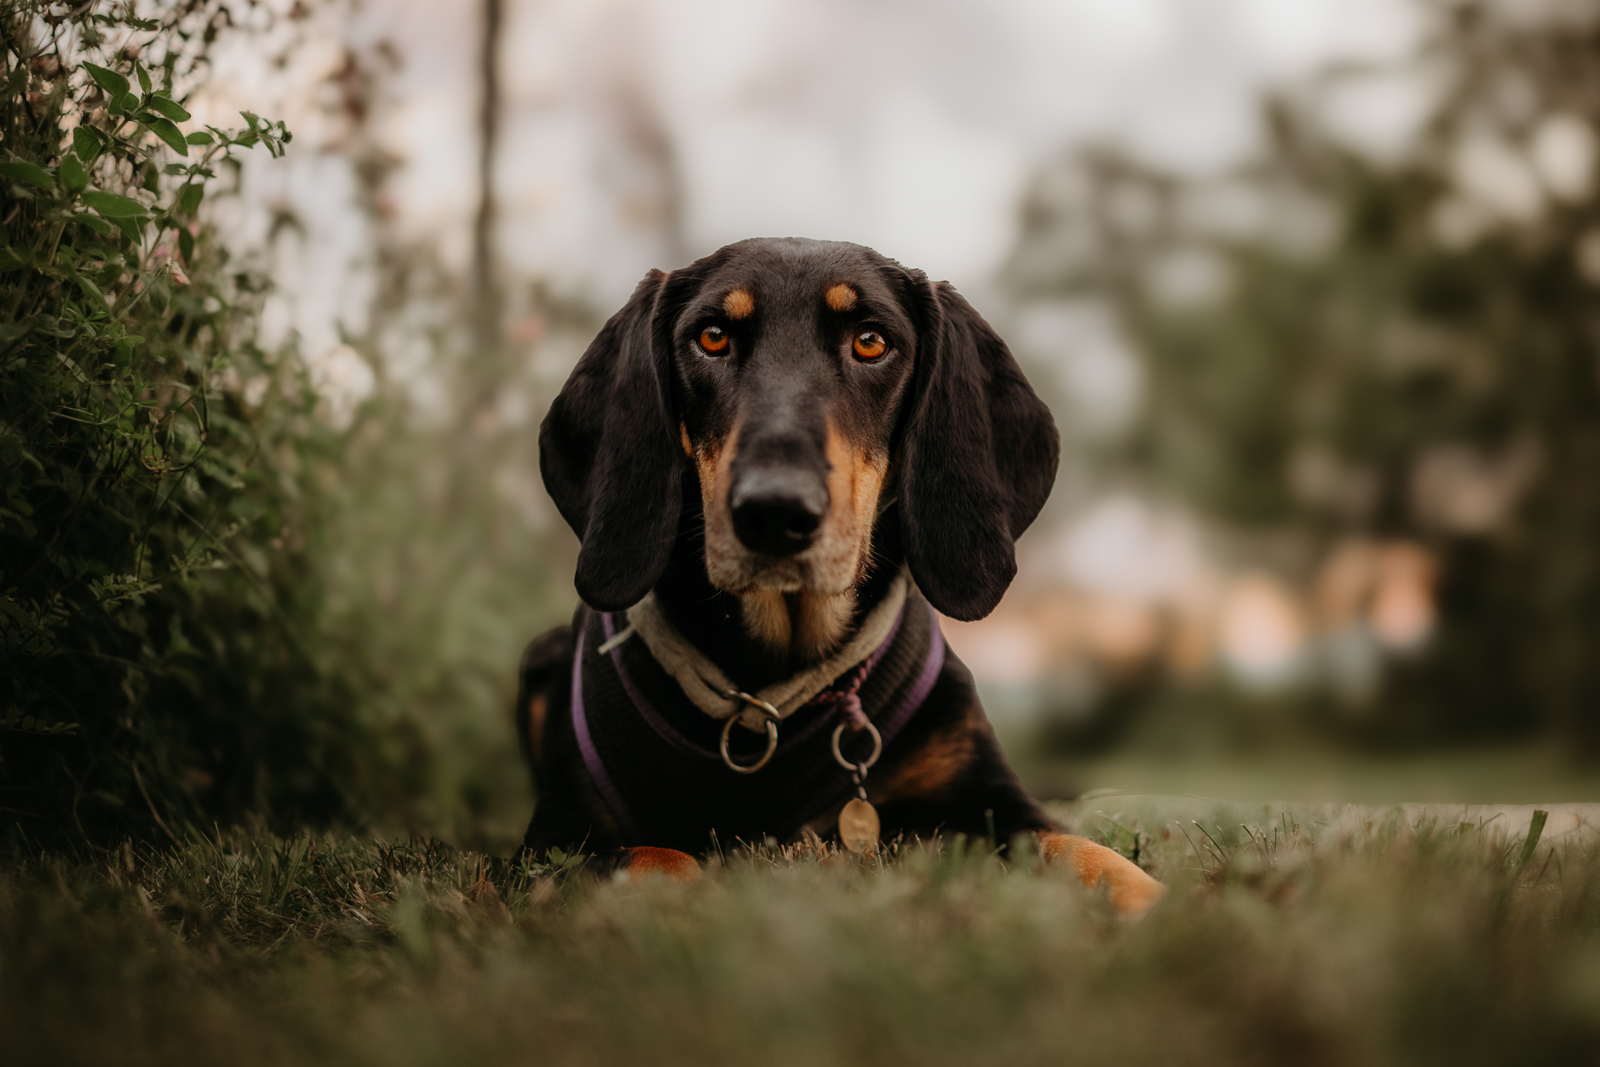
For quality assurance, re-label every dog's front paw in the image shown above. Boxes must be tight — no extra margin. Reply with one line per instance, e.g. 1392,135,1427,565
1038,832,1164,918
621,846,703,883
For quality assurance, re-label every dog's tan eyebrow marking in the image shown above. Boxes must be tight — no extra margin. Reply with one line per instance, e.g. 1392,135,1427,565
825,283,857,312
722,288,755,320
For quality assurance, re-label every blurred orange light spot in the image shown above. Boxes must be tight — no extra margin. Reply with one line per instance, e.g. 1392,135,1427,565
1220,575,1305,684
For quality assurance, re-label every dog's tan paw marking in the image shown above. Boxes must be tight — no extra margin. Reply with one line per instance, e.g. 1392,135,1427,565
1038,832,1165,918
623,846,703,883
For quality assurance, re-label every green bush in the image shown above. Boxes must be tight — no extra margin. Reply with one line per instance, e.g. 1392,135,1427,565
0,0,373,843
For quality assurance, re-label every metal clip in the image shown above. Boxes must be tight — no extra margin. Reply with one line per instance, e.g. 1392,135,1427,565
719,690,781,774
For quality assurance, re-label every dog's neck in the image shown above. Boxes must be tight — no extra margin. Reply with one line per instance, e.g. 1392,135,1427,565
651,474,905,693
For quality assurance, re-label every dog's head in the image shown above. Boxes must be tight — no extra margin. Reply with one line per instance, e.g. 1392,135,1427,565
540,238,1059,626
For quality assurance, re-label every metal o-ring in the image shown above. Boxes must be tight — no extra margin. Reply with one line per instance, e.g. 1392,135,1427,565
831,719,883,772
720,691,781,774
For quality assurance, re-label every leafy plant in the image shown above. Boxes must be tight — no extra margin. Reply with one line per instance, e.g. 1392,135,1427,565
0,0,365,843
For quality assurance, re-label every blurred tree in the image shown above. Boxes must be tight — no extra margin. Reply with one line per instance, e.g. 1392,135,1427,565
1006,2,1600,751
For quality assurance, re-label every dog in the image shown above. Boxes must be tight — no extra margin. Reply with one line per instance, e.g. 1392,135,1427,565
516,238,1162,917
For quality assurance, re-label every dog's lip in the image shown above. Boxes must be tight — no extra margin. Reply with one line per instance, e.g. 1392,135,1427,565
720,557,856,597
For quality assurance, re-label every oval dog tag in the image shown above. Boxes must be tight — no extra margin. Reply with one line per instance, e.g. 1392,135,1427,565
838,798,880,853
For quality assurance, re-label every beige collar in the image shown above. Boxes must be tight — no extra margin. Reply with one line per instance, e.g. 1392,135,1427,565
617,570,910,731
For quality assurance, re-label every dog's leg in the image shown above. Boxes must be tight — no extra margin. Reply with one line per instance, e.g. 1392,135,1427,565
538,846,704,883
515,626,575,782
1038,832,1164,918
621,846,703,882
618,847,703,883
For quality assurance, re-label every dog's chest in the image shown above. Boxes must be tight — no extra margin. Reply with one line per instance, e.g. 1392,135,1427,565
567,597,944,852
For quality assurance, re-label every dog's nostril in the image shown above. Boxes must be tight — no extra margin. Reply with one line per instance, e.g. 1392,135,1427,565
729,476,827,557
786,509,820,538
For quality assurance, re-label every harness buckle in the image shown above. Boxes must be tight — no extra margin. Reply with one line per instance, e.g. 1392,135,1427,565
719,690,781,774
831,719,883,772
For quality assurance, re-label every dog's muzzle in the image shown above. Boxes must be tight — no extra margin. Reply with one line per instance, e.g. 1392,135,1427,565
729,468,827,557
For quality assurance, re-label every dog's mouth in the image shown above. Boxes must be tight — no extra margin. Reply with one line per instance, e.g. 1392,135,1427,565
727,554,849,597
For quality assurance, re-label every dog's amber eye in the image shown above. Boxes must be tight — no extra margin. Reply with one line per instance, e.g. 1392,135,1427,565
853,331,887,360
699,326,729,354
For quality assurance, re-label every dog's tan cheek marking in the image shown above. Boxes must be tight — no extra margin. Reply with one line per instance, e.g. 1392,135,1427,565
722,288,755,320
692,435,722,507
825,283,857,312
824,423,856,541
851,448,888,580
774,423,861,657
679,422,694,459
699,418,760,598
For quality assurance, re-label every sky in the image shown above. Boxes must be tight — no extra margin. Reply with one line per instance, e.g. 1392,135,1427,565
193,0,1425,362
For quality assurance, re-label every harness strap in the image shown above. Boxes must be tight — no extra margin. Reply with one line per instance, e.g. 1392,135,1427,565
569,599,947,844
601,605,907,761
569,629,642,841
625,572,910,728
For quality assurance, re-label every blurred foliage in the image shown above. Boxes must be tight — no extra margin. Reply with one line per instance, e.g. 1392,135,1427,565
285,385,582,847
1009,2,1600,751
0,0,382,843
288,35,592,847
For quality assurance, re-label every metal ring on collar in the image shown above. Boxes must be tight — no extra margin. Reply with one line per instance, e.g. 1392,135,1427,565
831,719,883,772
720,690,781,774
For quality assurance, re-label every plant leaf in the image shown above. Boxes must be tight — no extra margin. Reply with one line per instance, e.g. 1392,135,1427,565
67,267,108,310
72,125,105,160
82,190,148,218
73,214,115,238
178,183,204,215
146,96,190,122
0,161,55,191
185,130,214,146
111,214,145,243
141,116,188,157
81,62,129,99
135,61,152,96
58,154,88,192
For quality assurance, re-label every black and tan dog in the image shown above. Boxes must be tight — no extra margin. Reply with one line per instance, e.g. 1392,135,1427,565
516,238,1161,916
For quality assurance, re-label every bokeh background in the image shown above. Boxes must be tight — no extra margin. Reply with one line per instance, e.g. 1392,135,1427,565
15,0,1600,851
213,0,1600,838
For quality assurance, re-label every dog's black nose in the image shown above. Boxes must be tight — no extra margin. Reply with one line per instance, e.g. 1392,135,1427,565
730,471,827,556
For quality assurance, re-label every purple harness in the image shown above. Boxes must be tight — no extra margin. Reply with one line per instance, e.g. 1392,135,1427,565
570,600,946,843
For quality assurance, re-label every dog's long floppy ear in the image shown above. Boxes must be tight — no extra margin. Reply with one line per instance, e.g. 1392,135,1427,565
540,269,681,611
900,279,1059,621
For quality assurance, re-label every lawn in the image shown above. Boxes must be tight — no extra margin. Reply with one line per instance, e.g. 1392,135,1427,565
6,798,1599,1066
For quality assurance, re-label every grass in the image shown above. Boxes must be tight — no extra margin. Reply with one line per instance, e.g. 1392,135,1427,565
4,801,1600,1066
